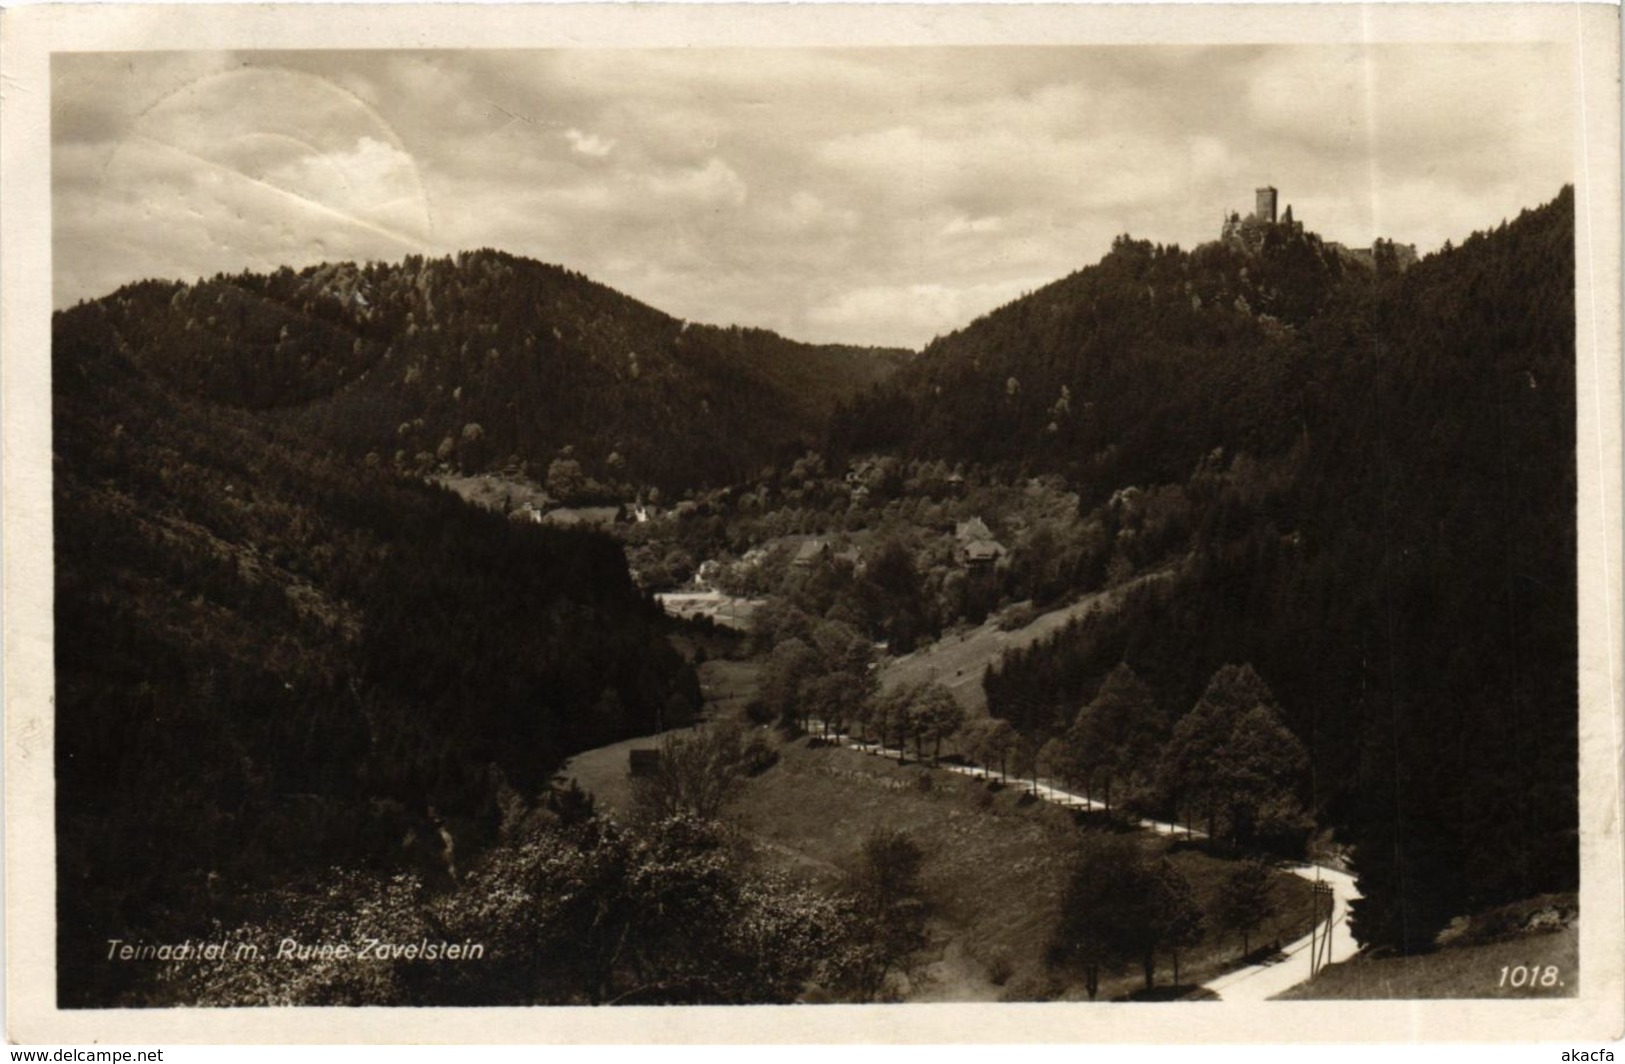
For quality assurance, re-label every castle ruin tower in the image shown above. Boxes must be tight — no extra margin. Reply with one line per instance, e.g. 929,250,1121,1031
1255,186,1278,224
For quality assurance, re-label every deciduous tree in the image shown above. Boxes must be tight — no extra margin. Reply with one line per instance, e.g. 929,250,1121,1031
1048,835,1175,998
1155,859,1205,986
632,723,753,822
1068,663,1167,814
1215,858,1277,958
906,682,964,765
849,829,930,1000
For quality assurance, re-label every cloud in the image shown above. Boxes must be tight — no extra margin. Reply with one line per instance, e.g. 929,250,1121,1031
641,157,748,210
53,45,1574,347
261,135,429,235
564,128,616,158
806,277,1048,350
942,215,1005,237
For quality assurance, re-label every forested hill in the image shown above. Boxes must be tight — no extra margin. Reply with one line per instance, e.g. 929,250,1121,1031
830,212,1382,503
78,250,909,494
966,186,1576,951
52,305,699,1005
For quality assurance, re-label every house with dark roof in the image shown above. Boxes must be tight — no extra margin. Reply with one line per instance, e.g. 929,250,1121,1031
791,539,831,569
954,517,1007,570
961,539,1006,570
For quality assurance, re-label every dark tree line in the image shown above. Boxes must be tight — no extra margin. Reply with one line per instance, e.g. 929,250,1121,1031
52,309,698,1005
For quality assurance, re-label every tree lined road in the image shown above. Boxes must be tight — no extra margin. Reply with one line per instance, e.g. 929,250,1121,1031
819,724,1361,1000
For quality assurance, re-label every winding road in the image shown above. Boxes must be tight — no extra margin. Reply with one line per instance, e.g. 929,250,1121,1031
820,726,1361,1000
1201,863,1359,1001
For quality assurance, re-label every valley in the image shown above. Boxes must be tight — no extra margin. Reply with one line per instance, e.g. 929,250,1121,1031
50,185,1581,1007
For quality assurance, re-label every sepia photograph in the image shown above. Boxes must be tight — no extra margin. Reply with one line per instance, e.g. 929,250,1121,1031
3,0,1621,1046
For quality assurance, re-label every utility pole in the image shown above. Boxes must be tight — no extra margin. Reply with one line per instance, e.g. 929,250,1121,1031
1309,881,1335,979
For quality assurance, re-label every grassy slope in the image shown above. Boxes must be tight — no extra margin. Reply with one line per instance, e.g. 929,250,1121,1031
566,658,1317,1003
881,586,1126,715
1274,927,1577,1000
1275,895,1580,1000
739,737,1077,1000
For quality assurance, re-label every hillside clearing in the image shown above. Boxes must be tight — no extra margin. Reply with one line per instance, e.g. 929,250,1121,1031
564,656,1319,1003
434,471,551,514
879,573,1170,715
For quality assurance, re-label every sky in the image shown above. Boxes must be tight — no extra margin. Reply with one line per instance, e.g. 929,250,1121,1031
53,45,1573,349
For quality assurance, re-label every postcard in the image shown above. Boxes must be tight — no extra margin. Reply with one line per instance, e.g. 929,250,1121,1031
3,1,1620,1045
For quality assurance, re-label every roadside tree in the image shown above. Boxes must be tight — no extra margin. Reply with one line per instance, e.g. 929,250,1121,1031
1047,835,1176,998
760,637,822,733
1068,663,1167,814
1161,663,1307,847
1215,858,1277,958
982,719,1016,783
956,717,995,777
1155,858,1206,986
1219,705,1310,851
906,682,965,765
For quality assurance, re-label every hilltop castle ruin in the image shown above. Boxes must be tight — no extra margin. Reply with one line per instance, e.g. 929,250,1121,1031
1255,186,1277,224
1221,185,1415,270
1222,185,1304,252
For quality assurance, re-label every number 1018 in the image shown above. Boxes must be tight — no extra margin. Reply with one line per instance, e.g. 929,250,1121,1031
1499,965,1562,988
